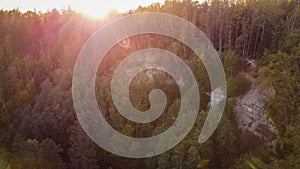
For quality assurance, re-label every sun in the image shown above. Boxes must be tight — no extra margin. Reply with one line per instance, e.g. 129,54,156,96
76,5,117,19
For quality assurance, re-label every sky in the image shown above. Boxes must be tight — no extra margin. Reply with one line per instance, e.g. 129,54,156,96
0,0,164,17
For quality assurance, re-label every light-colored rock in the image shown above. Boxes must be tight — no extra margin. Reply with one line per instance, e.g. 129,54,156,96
234,74,278,151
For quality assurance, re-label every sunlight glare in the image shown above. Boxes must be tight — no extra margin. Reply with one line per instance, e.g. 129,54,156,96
75,3,118,19
72,0,162,19
0,0,163,19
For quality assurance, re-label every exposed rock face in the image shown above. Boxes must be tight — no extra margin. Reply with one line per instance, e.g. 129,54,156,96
234,73,278,150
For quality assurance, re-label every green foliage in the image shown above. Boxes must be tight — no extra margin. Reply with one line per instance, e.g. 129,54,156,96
224,50,238,77
0,0,299,168
227,74,251,97
0,154,8,169
231,155,268,169
258,51,299,134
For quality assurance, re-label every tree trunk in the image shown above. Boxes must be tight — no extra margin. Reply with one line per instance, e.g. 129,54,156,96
253,27,260,58
290,6,297,31
235,20,239,51
219,8,223,53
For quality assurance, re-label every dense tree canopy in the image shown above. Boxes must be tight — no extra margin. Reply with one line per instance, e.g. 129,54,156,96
0,0,299,168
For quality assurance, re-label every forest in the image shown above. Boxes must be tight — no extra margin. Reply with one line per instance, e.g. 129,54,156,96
0,0,299,168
